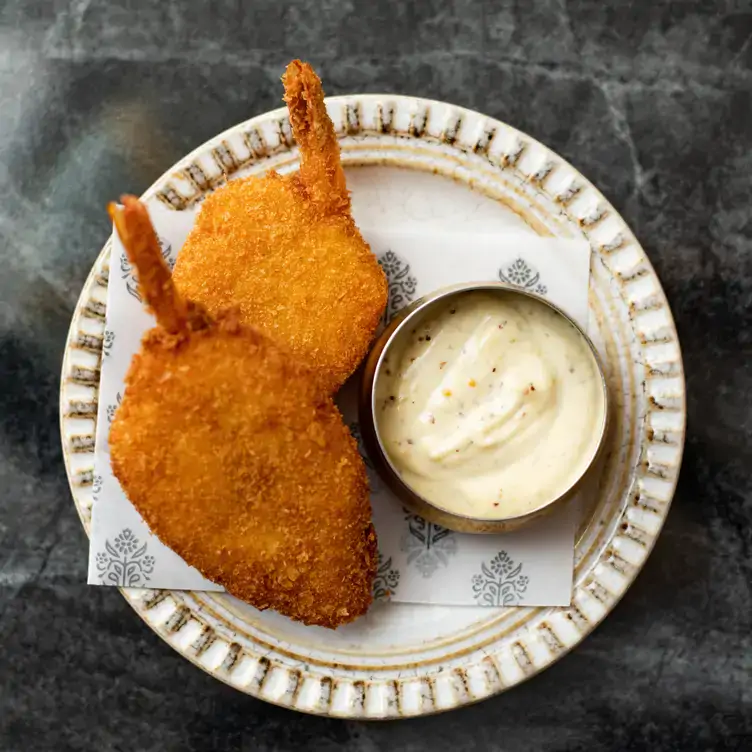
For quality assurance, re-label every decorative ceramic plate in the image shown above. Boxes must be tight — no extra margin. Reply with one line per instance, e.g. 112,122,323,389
60,95,685,718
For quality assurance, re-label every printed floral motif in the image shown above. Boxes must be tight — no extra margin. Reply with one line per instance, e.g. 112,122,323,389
102,329,115,357
373,552,400,600
471,551,529,606
92,474,103,504
348,421,383,493
106,392,122,423
95,528,156,586
378,250,418,322
121,235,174,302
401,509,457,578
499,258,547,296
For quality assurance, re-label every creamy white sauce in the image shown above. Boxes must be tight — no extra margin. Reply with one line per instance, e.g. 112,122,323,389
375,292,605,519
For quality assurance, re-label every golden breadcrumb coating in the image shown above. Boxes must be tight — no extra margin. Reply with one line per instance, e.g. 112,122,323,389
172,60,387,394
108,196,377,628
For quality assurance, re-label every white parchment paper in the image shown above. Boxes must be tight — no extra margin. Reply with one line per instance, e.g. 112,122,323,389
89,203,593,607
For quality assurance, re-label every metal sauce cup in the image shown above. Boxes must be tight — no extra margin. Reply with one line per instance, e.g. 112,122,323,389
359,282,610,534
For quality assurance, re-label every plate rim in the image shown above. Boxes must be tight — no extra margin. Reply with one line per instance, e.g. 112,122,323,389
60,92,686,718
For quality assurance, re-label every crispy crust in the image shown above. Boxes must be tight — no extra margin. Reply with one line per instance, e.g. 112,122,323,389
171,60,387,394
108,199,377,628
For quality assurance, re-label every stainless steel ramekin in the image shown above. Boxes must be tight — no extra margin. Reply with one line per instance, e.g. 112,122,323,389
358,282,610,534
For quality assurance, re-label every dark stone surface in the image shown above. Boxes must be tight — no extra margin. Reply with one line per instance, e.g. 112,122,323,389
0,1,750,750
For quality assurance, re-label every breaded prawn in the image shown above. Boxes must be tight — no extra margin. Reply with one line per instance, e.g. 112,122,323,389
108,196,377,628
172,60,387,394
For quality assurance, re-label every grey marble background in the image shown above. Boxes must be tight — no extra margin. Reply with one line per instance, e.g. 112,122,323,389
1,1,750,750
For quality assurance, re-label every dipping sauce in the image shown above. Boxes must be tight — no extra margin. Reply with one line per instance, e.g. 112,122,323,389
375,291,606,519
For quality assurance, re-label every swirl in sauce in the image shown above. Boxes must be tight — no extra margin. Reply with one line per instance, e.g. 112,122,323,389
375,292,606,519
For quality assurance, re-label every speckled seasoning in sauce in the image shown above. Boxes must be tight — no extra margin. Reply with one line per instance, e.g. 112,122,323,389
375,291,605,519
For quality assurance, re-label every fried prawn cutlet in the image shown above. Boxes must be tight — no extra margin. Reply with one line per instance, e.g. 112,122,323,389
108,196,377,628
172,60,388,394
